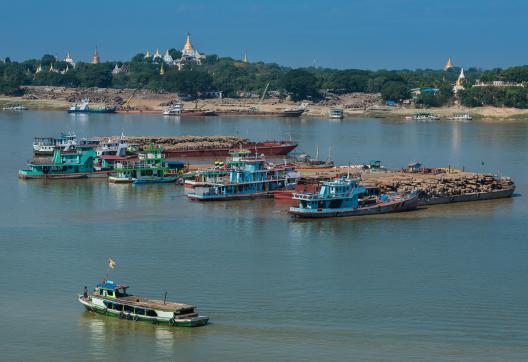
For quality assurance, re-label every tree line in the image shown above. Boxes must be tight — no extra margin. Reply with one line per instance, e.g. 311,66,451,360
1,53,528,108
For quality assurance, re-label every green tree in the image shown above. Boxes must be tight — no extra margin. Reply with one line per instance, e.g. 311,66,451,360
280,69,320,101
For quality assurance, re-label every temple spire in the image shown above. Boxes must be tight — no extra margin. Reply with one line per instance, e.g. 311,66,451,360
184,32,193,50
160,63,165,75
92,46,100,64
444,56,454,71
243,51,248,63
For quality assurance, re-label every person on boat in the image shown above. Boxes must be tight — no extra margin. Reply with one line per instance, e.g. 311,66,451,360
83,286,88,299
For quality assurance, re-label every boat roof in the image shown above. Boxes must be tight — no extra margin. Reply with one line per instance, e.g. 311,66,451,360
97,281,129,290
99,155,136,160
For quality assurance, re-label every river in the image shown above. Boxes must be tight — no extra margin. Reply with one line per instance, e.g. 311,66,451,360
1,111,527,361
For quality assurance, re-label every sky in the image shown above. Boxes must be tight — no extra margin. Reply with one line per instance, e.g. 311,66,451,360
0,0,526,70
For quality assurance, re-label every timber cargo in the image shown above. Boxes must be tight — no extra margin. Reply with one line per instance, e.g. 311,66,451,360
120,136,297,158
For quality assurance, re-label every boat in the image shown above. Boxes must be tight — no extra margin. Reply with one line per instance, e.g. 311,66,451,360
288,176,419,218
279,103,307,117
447,113,472,121
187,150,300,201
329,107,344,119
78,280,208,327
32,132,77,155
405,112,440,121
163,140,298,158
68,99,116,113
295,146,334,169
95,135,131,170
108,144,179,184
19,144,97,179
2,104,28,111
162,103,182,115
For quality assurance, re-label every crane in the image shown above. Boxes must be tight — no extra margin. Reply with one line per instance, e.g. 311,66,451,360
259,82,270,104
122,89,138,110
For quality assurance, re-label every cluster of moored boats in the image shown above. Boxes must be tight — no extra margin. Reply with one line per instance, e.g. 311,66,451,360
21,131,421,218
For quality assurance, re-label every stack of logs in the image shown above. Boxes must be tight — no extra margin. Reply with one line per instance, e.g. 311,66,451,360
365,173,513,199
122,136,249,151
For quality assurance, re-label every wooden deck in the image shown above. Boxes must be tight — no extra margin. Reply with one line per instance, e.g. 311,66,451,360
98,294,194,312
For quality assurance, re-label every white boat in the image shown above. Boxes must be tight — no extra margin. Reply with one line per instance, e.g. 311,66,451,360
163,103,182,115
447,113,472,121
2,104,28,111
329,107,344,119
78,280,209,327
406,113,440,121
32,132,77,155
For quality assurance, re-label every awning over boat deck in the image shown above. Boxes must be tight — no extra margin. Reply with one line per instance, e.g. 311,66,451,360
97,282,129,290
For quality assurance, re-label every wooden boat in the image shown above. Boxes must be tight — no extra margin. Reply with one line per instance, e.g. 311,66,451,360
78,280,208,327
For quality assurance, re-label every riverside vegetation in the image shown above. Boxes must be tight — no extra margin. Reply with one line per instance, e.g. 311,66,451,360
1,53,528,108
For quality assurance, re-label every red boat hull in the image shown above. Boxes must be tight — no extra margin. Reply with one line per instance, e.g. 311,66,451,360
164,141,297,158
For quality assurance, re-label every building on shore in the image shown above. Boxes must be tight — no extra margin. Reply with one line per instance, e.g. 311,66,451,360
91,47,100,65
174,32,205,70
473,80,526,88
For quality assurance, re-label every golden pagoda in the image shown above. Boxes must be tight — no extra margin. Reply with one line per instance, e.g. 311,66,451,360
243,51,248,63
184,32,193,50
144,50,151,58
444,56,454,71
160,63,165,75
91,47,100,65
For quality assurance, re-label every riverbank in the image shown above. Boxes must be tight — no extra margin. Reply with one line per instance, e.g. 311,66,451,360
2,86,528,119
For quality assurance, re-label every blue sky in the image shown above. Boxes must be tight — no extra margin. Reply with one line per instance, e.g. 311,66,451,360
1,0,526,70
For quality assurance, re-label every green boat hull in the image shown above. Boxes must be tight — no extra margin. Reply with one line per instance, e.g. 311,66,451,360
82,299,208,327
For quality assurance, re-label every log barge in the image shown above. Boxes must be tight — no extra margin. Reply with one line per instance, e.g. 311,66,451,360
120,136,297,158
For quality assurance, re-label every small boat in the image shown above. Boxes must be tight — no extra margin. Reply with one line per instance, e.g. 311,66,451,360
2,104,28,111
78,280,209,327
162,103,182,115
447,113,472,121
33,132,78,155
289,176,419,218
68,99,116,113
405,112,440,121
279,103,307,117
187,150,300,201
329,107,344,119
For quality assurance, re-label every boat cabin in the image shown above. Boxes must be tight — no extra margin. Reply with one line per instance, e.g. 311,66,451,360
293,177,366,211
95,281,130,299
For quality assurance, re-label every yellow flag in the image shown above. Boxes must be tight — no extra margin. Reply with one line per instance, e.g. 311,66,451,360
108,257,116,269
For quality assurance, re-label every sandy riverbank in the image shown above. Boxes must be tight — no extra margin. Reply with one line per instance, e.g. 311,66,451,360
1,86,528,120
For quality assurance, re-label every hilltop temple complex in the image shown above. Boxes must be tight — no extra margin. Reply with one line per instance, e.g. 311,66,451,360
144,32,205,70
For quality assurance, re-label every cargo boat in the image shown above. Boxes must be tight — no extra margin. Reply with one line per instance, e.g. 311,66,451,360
289,177,418,218
19,144,97,179
187,150,300,201
163,140,298,158
109,144,181,184
68,99,116,113
78,280,208,327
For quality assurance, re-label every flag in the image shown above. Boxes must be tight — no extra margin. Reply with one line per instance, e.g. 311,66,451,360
108,257,116,269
